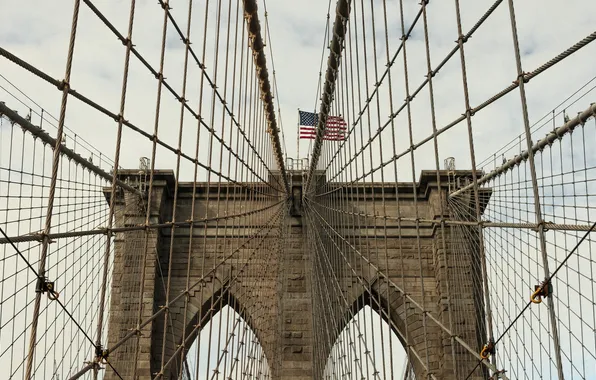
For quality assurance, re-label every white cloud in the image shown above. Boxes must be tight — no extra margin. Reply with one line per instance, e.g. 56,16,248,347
0,0,595,378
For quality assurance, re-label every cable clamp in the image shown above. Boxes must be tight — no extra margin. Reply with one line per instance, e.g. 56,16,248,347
464,108,475,117
36,277,59,300
532,220,550,233
57,80,70,92
512,72,528,85
26,230,46,242
531,279,553,304
456,34,469,44
95,345,109,364
480,339,495,360
128,327,143,337
120,37,133,47
114,113,126,124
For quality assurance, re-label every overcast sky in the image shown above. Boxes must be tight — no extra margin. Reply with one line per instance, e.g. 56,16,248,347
0,0,595,379
1,0,593,182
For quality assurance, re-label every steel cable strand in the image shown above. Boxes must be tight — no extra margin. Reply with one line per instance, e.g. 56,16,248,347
152,0,282,190
464,220,596,379
0,225,125,378
153,209,284,378
305,197,503,374
92,0,138,376
304,201,438,377
82,0,284,193
23,2,82,377
305,208,380,377
0,47,279,197
101,203,284,357
320,0,505,178
322,31,596,190
66,205,284,379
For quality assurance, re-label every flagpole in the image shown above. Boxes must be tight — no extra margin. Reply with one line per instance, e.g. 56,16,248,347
297,108,300,162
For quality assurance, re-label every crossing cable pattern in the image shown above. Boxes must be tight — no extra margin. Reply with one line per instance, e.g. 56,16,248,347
0,0,595,379
305,0,596,379
0,0,287,378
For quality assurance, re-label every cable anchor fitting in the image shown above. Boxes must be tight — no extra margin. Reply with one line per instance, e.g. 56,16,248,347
531,279,553,304
95,345,109,364
35,277,59,300
57,80,70,92
480,339,495,360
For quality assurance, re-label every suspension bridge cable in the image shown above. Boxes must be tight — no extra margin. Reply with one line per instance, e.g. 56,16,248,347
1,0,595,378
0,225,125,379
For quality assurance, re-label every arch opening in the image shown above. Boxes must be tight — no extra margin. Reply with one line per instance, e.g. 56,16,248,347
184,305,271,380
324,305,412,379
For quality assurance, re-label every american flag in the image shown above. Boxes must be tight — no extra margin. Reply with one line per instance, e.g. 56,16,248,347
299,111,347,141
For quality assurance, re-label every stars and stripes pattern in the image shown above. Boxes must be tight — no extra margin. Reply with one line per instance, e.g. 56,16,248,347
299,110,347,141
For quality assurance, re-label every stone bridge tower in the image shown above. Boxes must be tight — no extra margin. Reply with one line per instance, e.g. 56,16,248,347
103,169,489,379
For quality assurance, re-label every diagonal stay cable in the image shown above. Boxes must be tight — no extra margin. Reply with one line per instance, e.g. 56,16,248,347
304,196,502,374
450,102,596,198
103,202,285,357
80,0,283,192
0,225,125,379
0,103,140,195
320,0,504,176
324,30,596,187
0,196,285,244
0,73,115,168
0,46,280,197
152,208,284,378
464,219,596,379
328,32,596,193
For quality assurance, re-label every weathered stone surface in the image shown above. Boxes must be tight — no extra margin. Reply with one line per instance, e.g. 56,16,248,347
104,170,487,380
